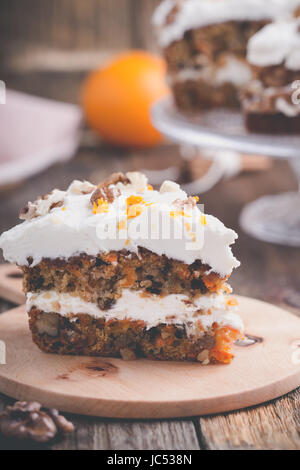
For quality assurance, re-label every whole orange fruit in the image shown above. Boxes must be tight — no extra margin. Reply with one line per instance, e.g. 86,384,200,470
81,51,170,148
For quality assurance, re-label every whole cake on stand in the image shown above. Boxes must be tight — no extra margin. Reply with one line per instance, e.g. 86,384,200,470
242,18,300,134
153,0,300,111
152,0,300,246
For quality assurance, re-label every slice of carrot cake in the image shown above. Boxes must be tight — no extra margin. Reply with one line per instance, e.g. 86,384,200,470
153,0,300,111
0,172,242,364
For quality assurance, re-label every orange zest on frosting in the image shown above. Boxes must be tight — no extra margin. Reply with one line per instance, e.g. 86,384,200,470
92,198,109,214
199,214,207,225
126,195,146,219
147,184,154,191
127,195,144,205
170,210,180,218
189,232,196,242
118,219,127,230
170,210,192,218
127,204,144,219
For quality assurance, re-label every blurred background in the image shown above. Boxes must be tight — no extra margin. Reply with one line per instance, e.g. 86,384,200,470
0,0,160,102
0,0,299,312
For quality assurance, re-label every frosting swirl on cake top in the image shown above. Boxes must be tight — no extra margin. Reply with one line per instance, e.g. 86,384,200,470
247,18,300,70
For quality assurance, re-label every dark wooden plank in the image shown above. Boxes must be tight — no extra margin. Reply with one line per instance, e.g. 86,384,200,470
0,0,133,52
0,400,199,450
0,0,161,70
52,419,200,450
0,0,161,104
0,300,15,314
198,388,300,450
0,393,11,413
130,0,161,51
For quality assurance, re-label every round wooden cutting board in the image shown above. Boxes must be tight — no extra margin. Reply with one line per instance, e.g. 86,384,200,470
0,296,300,419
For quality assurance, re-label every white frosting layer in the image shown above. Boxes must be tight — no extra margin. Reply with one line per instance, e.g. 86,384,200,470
170,55,252,87
26,289,244,335
153,0,300,47
247,19,300,70
0,174,240,276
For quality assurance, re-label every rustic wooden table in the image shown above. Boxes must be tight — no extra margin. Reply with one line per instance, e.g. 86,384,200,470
2,0,299,452
0,143,299,450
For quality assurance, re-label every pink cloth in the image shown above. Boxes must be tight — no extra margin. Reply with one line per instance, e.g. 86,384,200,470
0,90,82,185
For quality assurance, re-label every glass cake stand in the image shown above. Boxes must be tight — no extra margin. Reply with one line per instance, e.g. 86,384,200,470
151,97,300,247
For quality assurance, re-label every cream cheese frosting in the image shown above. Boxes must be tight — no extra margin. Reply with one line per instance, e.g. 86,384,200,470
26,289,244,335
247,19,300,70
153,0,300,47
0,173,240,276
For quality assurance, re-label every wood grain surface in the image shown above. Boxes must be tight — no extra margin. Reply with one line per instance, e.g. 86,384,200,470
0,0,300,451
0,264,24,305
0,0,161,103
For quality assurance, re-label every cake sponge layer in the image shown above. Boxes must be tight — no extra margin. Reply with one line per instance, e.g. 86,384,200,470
22,248,229,309
28,308,241,364
26,289,243,364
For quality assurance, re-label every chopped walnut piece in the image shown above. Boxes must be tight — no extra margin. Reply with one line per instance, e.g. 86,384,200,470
36,312,59,337
173,196,197,210
19,189,65,221
0,401,74,443
90,172,130,204
165,1,182,26
68,180,95,195
19,202,37,220
125,172,148,193
160,180,181,193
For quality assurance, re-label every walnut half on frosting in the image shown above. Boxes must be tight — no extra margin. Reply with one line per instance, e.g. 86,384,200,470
90,172,130,204
19,189,66,221
90,171,149,205
173,196,198,210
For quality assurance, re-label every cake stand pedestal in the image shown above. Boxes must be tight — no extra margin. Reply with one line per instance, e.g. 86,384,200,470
152,98,300,246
